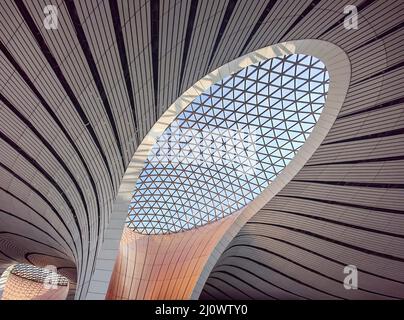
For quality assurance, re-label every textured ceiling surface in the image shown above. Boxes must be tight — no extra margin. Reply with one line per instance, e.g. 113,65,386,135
127,54,328,234
10,263,68,286
0,0,403,300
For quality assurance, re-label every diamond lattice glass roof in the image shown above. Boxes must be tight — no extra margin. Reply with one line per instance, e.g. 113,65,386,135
127,54,329,234
10,264,68,286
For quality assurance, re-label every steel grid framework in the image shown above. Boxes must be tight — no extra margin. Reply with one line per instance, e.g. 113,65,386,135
127,54,329,234
10,264,68,287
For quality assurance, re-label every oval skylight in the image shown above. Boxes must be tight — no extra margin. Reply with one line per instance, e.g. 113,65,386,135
127,54,329,234
10,264,68,286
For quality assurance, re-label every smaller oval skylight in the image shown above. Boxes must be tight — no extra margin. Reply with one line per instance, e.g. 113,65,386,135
127,54,329,234
10,264,68,286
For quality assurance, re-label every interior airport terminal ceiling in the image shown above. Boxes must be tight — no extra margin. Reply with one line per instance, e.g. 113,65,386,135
0,0,403,301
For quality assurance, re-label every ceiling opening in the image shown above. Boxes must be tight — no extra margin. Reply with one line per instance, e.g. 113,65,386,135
127,54,329,234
